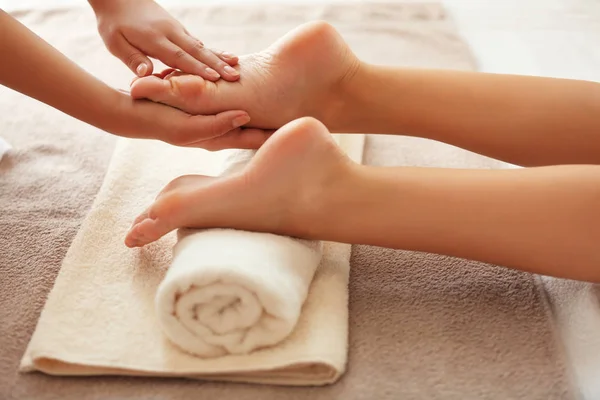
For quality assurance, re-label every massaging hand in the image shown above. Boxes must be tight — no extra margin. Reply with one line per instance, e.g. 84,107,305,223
89,0,240,81
128,21,360,130
115,88,270,148
0,10,268,150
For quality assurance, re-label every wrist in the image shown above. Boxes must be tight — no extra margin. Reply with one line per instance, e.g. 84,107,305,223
88,0,117,14
89,0,146,14
100,90,142,138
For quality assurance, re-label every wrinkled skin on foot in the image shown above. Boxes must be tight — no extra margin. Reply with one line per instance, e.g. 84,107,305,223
125,117,354,247
129,21,360,130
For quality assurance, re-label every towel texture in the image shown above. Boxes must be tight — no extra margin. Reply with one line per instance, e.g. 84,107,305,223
1,3,575,400
541,277,600,400
19,132,364,385
158,229,323,358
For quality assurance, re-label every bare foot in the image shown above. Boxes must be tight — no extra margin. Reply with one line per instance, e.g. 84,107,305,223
129,21,360,130
125,117,355,247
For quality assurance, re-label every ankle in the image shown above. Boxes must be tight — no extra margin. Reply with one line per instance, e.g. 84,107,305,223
322,60,368,133
287,161,362,241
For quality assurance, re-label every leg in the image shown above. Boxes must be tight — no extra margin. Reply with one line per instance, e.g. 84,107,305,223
131,22,600,167
338,66,600,167
128,117,600,283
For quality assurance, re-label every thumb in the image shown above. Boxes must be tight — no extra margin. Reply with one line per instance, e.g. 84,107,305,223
109,35,154,77
170,111,251,147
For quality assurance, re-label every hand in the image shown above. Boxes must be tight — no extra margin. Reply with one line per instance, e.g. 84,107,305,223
112,89,271,149
0,9,263,150
128,21,361,131
89,0,240,81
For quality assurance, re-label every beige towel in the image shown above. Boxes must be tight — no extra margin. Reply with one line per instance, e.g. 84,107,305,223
20,133,365,385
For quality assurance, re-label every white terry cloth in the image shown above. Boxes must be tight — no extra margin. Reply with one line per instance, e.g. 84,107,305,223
541,277,600,400
157,228,323,358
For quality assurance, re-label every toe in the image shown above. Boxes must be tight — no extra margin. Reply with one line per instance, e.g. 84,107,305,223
134,218,163,246
130,73,209,114
132,209,150,227
126,175,227,248
130,75,172,103
125,223,143,248
125,217,170,247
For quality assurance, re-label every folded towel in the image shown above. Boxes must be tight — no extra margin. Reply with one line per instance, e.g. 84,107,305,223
158,228,323,357
20,133,364,385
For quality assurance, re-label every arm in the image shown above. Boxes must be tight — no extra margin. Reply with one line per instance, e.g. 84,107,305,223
0,10,255,148
319,163,600,282
124,116,600,282
334,65,600,167
122,21,600,162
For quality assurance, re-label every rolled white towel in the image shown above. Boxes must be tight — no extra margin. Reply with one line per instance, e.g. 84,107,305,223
155,150,323,358
156,229,322,358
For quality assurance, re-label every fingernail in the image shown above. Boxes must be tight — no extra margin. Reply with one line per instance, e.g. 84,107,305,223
205,68,220,79
224,66,239,77
222,51,236,59
232,114,250,128
136,63,147,76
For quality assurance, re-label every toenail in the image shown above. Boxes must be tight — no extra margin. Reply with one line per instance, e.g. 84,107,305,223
205,68,220,79
224,66,239,76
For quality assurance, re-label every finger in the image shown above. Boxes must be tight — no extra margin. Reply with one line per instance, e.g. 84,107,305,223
175,35,240,82
209,48,239,67
171,111,251,147
190,128,274,151
158,40,221,81
108,34,154,77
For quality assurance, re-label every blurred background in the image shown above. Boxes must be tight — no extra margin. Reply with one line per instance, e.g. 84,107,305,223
1,0,599,81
